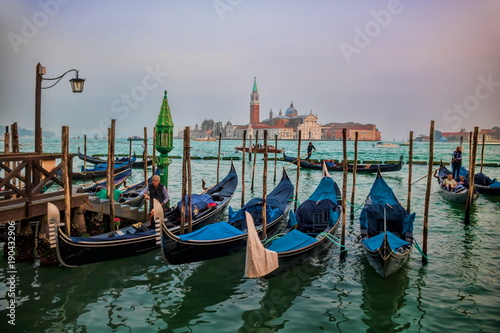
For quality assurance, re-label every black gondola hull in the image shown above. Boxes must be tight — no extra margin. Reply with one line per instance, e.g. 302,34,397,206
264,224,339,278
362,242,411,278
283,153,402,173
162,205,291,265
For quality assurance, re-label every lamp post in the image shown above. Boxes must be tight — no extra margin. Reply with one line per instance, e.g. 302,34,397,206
155,90,174,188
35,62,85,154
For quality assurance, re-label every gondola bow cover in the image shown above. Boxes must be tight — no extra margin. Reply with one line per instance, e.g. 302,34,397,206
245,212,278,278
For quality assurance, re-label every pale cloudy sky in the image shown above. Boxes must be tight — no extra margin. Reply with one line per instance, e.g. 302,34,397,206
1,0,499,140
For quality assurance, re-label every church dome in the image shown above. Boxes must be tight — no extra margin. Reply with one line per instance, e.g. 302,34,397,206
285,101,298,117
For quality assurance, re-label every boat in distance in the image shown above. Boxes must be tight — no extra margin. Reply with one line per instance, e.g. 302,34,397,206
283,152,403,173
235,145,283,153
372,141,400,148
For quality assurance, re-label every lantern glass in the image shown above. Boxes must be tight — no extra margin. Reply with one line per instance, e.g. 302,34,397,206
70,77,85,93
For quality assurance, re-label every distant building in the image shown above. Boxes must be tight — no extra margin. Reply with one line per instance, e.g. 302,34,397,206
322,122,380,141
188,77,383,140
233,79,325,140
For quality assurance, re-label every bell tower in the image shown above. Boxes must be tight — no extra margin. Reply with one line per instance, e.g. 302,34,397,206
250,77,260,125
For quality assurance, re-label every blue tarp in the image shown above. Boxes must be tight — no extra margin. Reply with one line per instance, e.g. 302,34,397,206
360,175,414,237
308,176,339,204
206,168,237,197
295,176,341,230
178,222,244,241
489,182,500,188
177,194,216,211
228,171,294,227
267,229,318,252
362,231,410,252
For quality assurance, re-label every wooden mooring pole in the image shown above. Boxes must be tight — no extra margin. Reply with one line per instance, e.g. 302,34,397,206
251,130,258,192
341,128,348,256
107,119,116,231
422,121,434,264
262,130,268,240
83,134,87,170
480,134,485,174
143,127,149,221
217,132,222,184
294,130,302,211
274,134,278,183
152,127,157,175
180,127,188,235
465,127,479,224
407,131,414,213
186,127,193,233
350,132,358,221
241,130,247,208
62,126,71,236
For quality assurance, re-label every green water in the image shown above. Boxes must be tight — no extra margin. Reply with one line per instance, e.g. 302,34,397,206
1,138,499,332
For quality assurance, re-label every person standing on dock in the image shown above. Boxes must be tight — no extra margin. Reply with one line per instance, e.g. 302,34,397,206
139,175,170,222
451,146,462,179
306,142,316,162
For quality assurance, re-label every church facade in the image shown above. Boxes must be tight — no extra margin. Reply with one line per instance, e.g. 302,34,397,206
232,78,380,141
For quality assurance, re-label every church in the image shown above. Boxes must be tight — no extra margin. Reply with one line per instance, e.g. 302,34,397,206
232,78,380,141
232,78,322,140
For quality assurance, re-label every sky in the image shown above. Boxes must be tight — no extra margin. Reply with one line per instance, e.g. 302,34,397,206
1,0,499,140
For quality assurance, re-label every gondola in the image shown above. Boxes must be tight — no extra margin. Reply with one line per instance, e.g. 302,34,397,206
71,161,131,181
78,167,132,194
474,172,500,196
434,161,478,204
48,199,163,267
245,164,342,278
359,171,415,278
160,169,294,265
77,147,135,165
235,145,283,153
283,152,403,173
81,156,136,172
48,164,238,267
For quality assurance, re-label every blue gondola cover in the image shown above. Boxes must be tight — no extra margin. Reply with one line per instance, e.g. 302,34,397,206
362,231,410,252
178,222,244,241
267,229,318,252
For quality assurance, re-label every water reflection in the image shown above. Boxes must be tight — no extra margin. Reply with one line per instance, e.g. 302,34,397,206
239,256,328,332
360,258,410,332
159,252,247,332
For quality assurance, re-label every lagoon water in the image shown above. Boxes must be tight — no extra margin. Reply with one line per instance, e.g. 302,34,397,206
1,137,499,332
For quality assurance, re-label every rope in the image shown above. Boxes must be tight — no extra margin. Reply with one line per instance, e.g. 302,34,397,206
343,199,365,212
378,247,394,261
412,239,429,261
262,233,287,245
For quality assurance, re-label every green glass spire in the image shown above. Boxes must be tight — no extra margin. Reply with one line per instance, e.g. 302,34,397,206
155,90,174,188
252,77,258,92
155,90,174,154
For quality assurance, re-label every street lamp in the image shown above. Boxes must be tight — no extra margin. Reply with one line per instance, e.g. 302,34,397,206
35,62,85,154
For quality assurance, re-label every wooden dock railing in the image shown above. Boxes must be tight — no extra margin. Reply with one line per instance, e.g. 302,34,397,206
0,153,72,209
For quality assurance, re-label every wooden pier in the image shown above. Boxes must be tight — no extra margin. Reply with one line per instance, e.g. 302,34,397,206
0,153,88,224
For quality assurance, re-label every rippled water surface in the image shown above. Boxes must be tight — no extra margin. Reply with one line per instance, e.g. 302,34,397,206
1,138,499,332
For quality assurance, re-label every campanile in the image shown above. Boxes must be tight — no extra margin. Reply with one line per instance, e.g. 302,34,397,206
250,77,260,125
